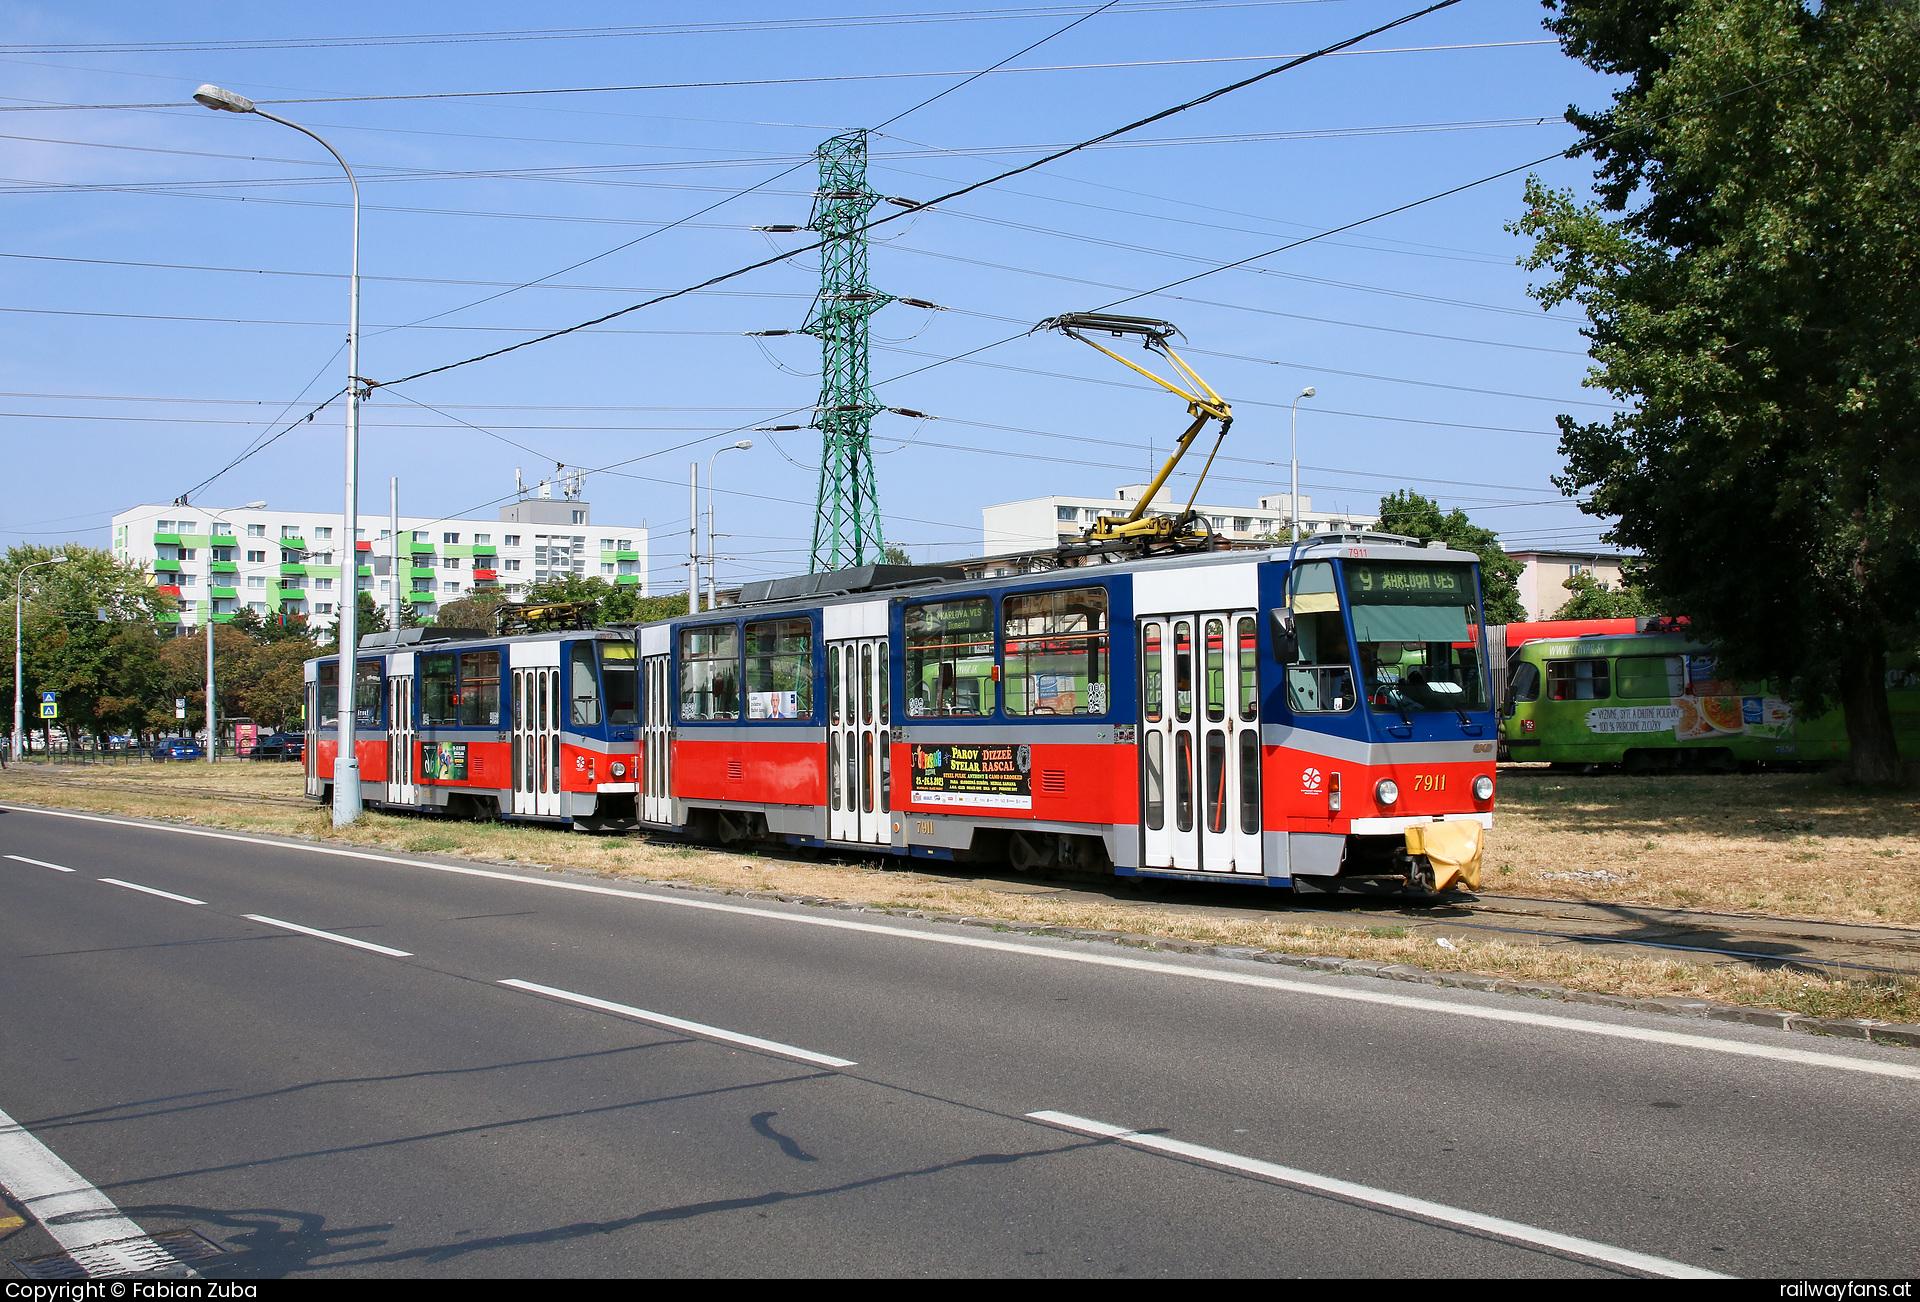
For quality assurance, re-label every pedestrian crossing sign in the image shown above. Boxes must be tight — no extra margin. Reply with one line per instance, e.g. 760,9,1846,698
40,692,55,703
40,702,56,719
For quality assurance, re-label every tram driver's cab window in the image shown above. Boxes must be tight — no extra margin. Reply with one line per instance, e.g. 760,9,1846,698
1283,561,1355,713
569,642,602,725
1002,586,1108,716
905,598,995,717
679,624,740,720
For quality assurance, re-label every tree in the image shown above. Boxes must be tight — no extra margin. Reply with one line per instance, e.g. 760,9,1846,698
1515,0,1920,782
2,543,170,747
1375,491,1527,623
516,574,678,624
319,591,390,652
1553,571,1655,620
434,589,509,632
882,544,913,566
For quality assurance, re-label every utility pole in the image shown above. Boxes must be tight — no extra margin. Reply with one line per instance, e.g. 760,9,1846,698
390,478,401,631
805,130,892,572
687,462,700,613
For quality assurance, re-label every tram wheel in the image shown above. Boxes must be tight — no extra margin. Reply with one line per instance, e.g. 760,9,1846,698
1008,829,1051,874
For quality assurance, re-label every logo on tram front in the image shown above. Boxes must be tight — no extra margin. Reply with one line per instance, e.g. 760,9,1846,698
1301,767,1323,794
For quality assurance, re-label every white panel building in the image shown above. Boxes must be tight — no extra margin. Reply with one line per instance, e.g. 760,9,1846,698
110,490,647,633
983,484,1379,556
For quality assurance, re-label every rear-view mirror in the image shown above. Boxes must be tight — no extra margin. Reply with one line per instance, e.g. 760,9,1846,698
1268,608,1297,663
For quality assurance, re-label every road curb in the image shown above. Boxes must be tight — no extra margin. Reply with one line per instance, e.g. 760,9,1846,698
658,879,1920,1050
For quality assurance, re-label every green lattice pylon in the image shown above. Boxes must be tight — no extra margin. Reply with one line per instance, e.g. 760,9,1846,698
804,130,893,572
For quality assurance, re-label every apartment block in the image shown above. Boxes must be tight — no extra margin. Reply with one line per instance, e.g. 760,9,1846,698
983,485,1379,556
110,494,647,632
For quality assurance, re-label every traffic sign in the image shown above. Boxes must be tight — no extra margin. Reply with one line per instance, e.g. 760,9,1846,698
39,692,55,704
40,702,56,719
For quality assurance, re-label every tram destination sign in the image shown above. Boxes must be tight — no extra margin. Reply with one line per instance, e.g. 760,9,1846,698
1345,561,1472,605
910,742,1032,809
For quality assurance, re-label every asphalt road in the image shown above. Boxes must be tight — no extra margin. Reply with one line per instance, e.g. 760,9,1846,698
1,801,1915,1279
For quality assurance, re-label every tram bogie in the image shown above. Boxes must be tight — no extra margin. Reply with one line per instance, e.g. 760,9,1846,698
306,535,1499,893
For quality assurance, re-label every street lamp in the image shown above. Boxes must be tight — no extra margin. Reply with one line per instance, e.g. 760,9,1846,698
13,555,68,763
1290,386,1315,543
197,84,366,826
706,440,753,610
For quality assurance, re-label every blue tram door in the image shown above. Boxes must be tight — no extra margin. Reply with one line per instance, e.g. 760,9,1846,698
1137,609,1263,875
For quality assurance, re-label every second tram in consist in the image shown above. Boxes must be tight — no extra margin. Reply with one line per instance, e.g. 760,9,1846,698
306,534,1499,893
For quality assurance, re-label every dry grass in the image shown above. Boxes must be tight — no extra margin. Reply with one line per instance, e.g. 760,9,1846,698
1489,766,1920,924
3,762,1917,1027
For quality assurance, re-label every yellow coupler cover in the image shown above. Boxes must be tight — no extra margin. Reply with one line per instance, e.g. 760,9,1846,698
1405,820,1484,891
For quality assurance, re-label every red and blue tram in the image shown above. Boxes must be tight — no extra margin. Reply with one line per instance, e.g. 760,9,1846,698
305,535,1498,892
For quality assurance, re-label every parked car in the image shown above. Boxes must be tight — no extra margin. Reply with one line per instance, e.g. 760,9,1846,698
151,737,203,761
248,732,305,762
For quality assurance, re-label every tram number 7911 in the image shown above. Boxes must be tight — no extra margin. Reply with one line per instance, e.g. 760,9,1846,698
1410,773,1448,792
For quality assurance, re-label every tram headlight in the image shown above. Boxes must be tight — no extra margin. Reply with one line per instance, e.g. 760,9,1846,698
1375,778,1399,807
610,761,628,778
1473,774,1494,801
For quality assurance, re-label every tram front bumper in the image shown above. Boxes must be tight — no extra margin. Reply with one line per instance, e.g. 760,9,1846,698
1404,820,1484,892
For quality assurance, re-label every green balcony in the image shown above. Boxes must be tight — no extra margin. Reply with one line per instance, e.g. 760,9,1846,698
211,612,237,623
279,563,307,577
278,538,306,552
152,532,182,546
210,586,238,599
470,545,497,557
357,565,373,577
407,592,436,604
277,589,307,602
410,566,436,579
615,575,640,586
157,611,181,624
409,541,436,554
209,560,238,574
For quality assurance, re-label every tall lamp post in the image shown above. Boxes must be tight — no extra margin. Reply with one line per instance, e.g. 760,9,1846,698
12,555,68,763
706,440,753,609
196,84,365,825
1290,386,1316,543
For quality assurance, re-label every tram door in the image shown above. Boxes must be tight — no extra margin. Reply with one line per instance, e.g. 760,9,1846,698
304,680,320,798
827,637,888,844
1137,611,1262,875
511,642,562,818
642,654,672,823
387,666,416,805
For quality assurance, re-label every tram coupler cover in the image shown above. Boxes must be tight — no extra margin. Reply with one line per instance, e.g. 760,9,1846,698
1404,821,1484,892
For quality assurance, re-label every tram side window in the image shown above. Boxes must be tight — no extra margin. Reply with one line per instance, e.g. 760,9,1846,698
1616,655,1683,699
905,598,996,717
316,662,339,729
421,653,458,725
679,624,740,720
744,617,812,720
458,650,501,726
1546,658,1610,701
569,642,602,725
1508,662,1541,704
353,659,382,728
601,641,638,725
1002,586,1108,716
1284,561,1354,713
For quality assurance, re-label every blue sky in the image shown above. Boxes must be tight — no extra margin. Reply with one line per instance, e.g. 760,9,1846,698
0,0,1621,589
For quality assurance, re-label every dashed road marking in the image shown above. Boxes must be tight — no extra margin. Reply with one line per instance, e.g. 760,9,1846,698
244,914,411,957
4,854,73,873
1028,1110,1730,1279
500,978,857,1068
99,878,205,906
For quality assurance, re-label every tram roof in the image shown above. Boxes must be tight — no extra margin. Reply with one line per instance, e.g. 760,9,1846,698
311,533,1482,662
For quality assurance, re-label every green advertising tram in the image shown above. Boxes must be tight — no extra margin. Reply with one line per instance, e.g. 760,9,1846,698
1498,630,1920,769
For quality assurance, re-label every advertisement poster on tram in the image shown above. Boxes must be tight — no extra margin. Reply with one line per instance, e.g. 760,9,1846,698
422,741,468,781
910,742,1031,808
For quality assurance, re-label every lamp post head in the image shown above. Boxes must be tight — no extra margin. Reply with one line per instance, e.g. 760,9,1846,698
193,84,256,114
48,555,68,565
243,500,267,509
1298,386,1316,400
732,440,754,451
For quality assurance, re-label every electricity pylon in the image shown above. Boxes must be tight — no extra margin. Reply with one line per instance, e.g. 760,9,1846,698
804,130,893,572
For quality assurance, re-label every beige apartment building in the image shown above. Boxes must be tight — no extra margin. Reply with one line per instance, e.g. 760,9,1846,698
1510,549,1632,621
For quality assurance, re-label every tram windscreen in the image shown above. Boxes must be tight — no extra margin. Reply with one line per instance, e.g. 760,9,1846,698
1344,561,1489,714
600,641,638,725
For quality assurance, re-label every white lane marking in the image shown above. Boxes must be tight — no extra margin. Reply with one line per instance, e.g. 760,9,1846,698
1028,1111,1728,1280
500,978,857,1068
8,804,1915,1082
244,914,412,957
99,878,206,906
5,853,74,872
0,1102,192,1278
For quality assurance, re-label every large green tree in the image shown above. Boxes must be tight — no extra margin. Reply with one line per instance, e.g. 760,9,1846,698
2,544,169,747
1375,491,1527,623
1516,0,1920,781
1553,571,1655,619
